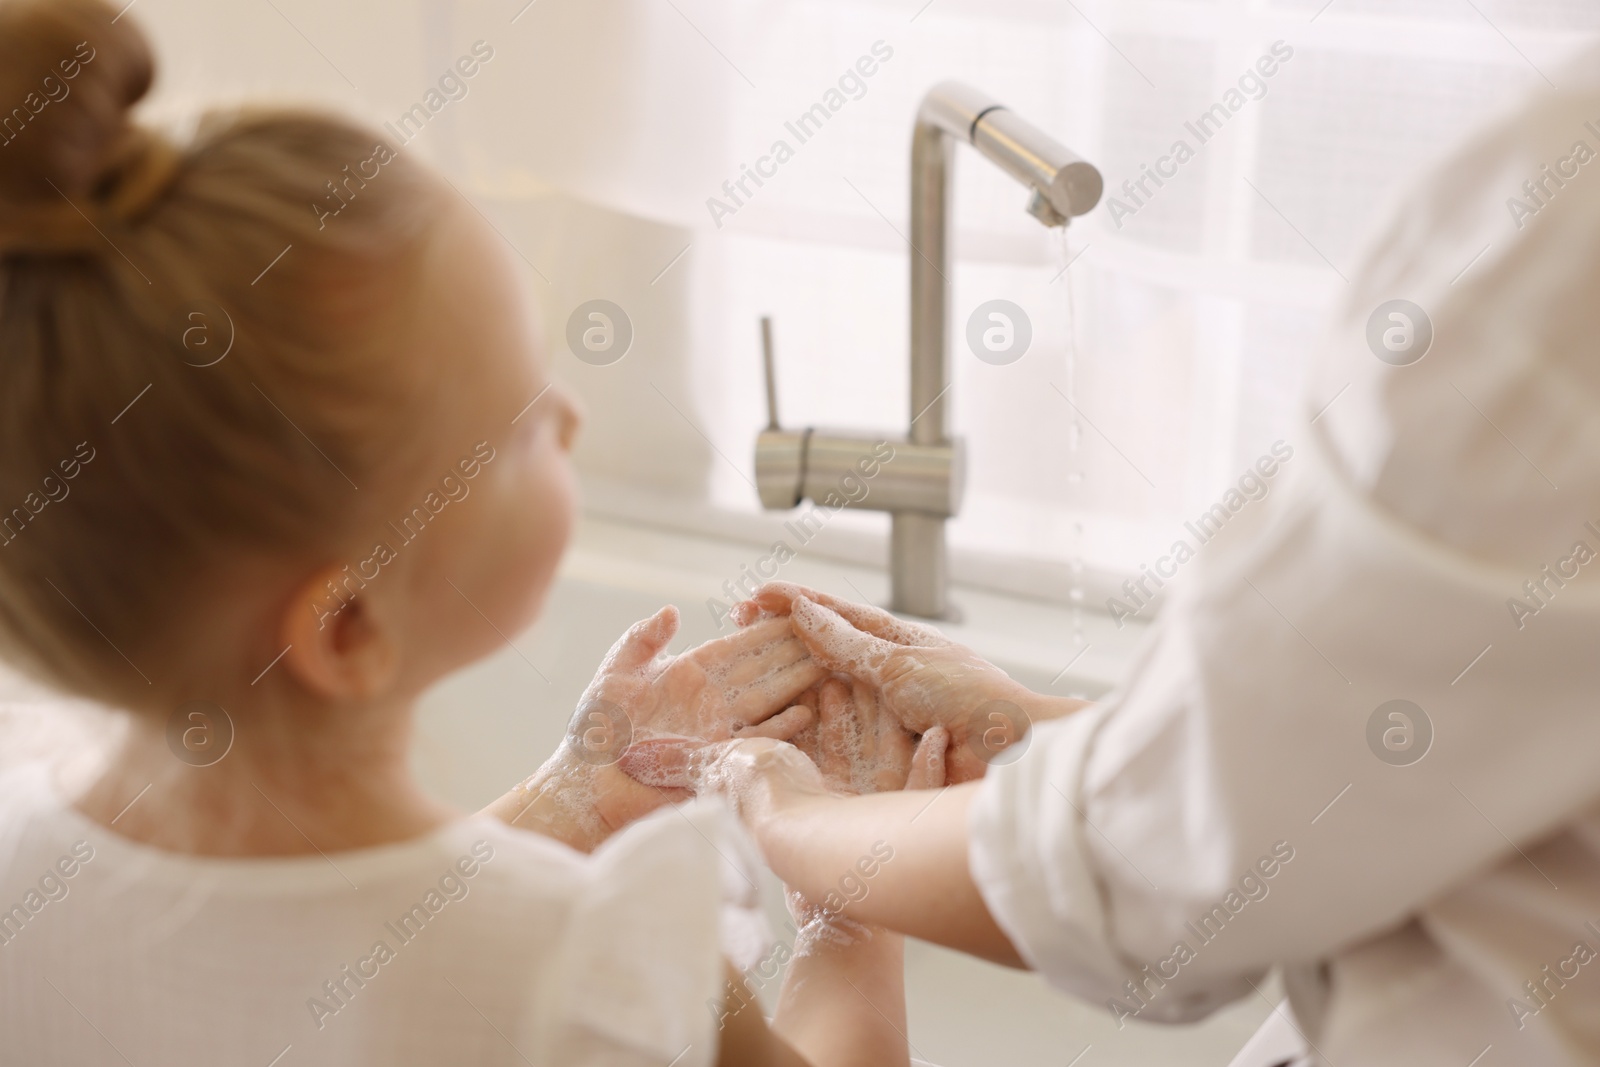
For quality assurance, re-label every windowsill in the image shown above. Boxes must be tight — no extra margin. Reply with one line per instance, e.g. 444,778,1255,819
565,508,1150,698
580,476,1168,629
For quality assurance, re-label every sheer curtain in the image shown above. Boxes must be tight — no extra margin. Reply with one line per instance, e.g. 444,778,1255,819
637,0,1593,612
137,0,1598,611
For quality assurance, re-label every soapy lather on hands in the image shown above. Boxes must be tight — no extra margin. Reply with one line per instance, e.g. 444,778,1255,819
733,582,1082,782
515,569,1071,860
608,576,1068,815
494,591,969,852
617,581,1091,968
624,674,951,952
488,604,832,850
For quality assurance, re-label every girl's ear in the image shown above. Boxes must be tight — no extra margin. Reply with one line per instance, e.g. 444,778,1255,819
279,565,399,701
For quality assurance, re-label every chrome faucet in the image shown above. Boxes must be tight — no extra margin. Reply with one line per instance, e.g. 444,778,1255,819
754,81,1102,618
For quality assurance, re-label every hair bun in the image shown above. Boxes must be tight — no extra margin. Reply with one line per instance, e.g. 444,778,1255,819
0,0,156,215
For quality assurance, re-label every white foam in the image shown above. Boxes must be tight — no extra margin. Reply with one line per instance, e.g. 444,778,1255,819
787,889,874,956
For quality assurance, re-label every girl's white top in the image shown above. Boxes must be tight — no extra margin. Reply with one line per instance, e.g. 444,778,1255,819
0,761,766,1067
970,49,1600,1067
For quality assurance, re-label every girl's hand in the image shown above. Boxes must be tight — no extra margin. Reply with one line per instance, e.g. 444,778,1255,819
578,604,827,747
487,605,826,851
733,582,1051,782
798,677,938,795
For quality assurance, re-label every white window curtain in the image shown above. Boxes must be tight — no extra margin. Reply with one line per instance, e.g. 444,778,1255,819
137,0,1597,614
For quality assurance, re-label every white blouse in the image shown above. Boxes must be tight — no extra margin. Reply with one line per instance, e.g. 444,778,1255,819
970,49,1600,1067
0,761,766,1067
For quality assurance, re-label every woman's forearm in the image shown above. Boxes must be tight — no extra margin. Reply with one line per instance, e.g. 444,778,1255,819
749,782,1025,967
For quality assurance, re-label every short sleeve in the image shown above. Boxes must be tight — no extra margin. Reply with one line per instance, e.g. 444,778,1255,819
967,704,1133,997
529,798,771,1067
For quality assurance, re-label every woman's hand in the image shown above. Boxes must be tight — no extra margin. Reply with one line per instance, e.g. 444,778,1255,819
484,604,827,851
733,582,1071,782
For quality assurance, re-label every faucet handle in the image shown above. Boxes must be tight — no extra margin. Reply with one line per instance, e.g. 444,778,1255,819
760,315,780,431
754,315,806,510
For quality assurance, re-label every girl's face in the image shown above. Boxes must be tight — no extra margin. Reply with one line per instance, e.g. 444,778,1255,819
374,199,582,693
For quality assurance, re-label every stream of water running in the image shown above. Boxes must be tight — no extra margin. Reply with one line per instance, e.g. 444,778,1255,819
1058,228,1087,651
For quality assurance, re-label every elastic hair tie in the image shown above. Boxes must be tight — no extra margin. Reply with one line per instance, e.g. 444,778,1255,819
103,127,183,223
0,126,183,258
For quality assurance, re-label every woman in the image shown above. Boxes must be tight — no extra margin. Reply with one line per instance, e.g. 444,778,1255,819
624,53,1600,1067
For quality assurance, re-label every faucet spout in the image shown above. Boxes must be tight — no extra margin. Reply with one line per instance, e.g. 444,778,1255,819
918,81,1104,225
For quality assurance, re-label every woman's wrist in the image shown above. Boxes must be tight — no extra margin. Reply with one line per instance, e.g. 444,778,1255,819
948,683,1086,771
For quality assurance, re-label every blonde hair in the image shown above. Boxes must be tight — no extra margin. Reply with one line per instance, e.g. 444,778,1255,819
0,0,446,706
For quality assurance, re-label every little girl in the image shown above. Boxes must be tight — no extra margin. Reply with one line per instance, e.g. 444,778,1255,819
0,1,931,1063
